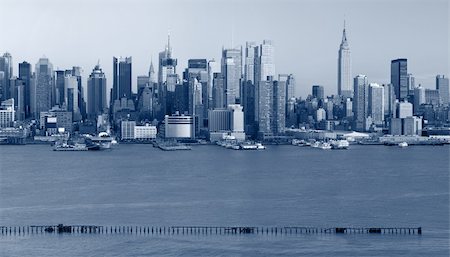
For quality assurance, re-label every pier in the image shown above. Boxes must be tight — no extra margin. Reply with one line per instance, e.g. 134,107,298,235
0,224,422,236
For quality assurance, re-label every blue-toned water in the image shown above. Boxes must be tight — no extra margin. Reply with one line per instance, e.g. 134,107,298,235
0,144,449,256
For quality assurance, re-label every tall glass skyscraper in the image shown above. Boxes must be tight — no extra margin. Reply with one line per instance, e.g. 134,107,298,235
87,64,107,119
112,56,132,101
353,74,368,131
436,75,449,106
34,58,53,118
221,47,242,105
0,52,13,101
18,61,32,118
391,58,408,101
337,22,352,98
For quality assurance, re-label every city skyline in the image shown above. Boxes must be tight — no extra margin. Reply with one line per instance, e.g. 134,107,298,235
1,0,448,98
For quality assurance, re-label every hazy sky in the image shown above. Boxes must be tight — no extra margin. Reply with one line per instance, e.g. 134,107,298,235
1,0,448,98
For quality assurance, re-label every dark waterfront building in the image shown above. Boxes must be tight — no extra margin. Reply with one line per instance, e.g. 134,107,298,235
112,57,132,101
312,85,324,100
391,58,408,101
87,64,107,119
18,61,32,118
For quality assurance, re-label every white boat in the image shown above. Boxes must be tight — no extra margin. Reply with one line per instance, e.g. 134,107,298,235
331,140,350,149
256,143,266,150
320,142,332,150
310,141,320,148
240,143,258,150
398,142,408,148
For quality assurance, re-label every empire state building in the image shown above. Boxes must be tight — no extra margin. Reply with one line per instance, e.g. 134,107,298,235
338,21,352,98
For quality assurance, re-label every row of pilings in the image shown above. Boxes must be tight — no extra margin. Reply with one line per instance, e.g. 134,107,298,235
0,225,422,236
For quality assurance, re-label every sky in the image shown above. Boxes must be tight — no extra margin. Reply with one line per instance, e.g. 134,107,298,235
0,0,449,98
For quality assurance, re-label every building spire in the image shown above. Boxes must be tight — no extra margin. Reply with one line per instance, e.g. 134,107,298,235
340,20,349,48
167,29,172,58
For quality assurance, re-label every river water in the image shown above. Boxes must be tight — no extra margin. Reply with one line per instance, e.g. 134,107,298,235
0,144,449,256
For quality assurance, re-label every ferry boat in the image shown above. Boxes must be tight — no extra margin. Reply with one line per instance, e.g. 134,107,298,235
239,142,266,150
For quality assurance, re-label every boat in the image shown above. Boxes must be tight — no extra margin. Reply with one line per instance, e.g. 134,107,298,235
310,141,320,148
231,145,241,150
331,140,350,149
320,142,332,150
240,143,258,150
53,142,88,151
398,142,408,148
256,143,266,150
85,132,115,150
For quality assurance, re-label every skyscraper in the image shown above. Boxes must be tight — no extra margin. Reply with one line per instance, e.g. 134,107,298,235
272,80,286,134
337,22,352,98
391,58,408,101
353,75,368,131
221,47,242,105
87,64,107,119
34,58,54,118
413,85,425,114
312,85,324,100
244,42,257,83
254,40,275,125
112,56,132,101
18,61,32,118
0,52,13,101
65,74,81,121
158,33,177,85
368,83,384,126
436,75,449,106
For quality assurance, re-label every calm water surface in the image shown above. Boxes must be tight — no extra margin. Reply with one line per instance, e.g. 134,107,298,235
0,144,449,256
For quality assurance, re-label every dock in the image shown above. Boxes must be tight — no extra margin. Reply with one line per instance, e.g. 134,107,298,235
0,224,422,236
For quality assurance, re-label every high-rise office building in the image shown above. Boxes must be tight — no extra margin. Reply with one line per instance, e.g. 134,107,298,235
407,73,415,96
425,89,440,106
337,22,352,98
353,75,368,131
285,74,296,101
207,59,220,108
368,83,384,126
18,61,32,118
257,78,273,134
256,40,275,82
158,33,177,85
396,100,413,119
383,83,395,119
312,85,324,100
55,70,66,106
34,58,54,118
254,40,275,124
112,56,132,101
436,75,449,106
65,74,81,121
244,42,257,83
87,64,107,119
273,80,286,134
0,52,13,101
391,58,408,101
221,47,242,105
413,86,425,114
